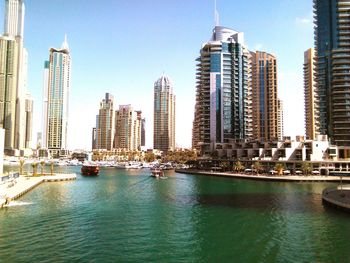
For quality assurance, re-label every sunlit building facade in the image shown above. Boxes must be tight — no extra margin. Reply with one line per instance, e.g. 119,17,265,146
0,0,32,152
115,105,141,151
94,93,115,150
192,26,252,154
304,48,318,140
251,51,279,142
44,37,71,157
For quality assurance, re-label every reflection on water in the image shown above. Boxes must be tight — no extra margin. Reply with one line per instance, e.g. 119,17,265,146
173,192,324,214
0,167,350,262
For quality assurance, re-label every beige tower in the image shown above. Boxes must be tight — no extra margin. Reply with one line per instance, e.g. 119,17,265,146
153,75,175,153
251,51,279,141
304,48,318,140
96,93,115,150
115,105,141,151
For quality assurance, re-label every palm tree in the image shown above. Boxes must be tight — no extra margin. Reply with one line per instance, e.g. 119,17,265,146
301,162,312,175
253,161,263,174
40,160,45,176
50,161,54,175
31,162,38,176
274,163,285,176
220,161,229,172
233,161,245,173
19,158,25,175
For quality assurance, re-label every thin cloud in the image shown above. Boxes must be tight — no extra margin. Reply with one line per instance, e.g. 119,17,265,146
295,12,313,25
253,43,263,51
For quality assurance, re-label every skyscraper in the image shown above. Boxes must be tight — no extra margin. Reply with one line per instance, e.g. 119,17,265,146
192,26,252,153
251,51,279,142
153,75,176,153
95,93,115,150
314,0,350,157
0,36,18,150
4,0,24,38
115,105,141,151
304,48,318,140
0,0,32,152
43,37,71,157
141,117,146,147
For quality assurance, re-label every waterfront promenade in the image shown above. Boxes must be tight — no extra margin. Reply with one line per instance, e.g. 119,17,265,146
0,173,76,208
175,169,350,182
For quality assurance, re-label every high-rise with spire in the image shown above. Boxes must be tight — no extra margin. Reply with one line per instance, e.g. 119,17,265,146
43,36,71,157
153,75,176,153
192,24,253,153
0,0,32,152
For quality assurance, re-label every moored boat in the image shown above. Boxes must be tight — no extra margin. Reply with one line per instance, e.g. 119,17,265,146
81,164,99,176
151,168,165,178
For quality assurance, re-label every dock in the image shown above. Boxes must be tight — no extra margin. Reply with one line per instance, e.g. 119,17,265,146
322,185,350,212
0,173,76,208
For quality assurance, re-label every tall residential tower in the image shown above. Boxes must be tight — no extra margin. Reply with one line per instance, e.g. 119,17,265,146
43,37,71,157
251,51,279,142
0,0,32,152
304,48,318,140
314,0,350,157
192,26,253,154
115,105,142,151
153,75,176,153
94,93,115,150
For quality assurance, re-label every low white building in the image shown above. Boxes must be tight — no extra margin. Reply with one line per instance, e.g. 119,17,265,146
202,135,340,162
0,129,4,174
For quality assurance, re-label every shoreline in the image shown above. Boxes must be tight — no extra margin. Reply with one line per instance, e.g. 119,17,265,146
0,173,76,208
175,169,350,182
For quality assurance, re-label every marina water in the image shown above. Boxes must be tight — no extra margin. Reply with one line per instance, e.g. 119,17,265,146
1,167,350,262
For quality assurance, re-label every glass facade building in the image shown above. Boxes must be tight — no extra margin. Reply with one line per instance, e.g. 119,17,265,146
314,0,350,156
192,26,252,153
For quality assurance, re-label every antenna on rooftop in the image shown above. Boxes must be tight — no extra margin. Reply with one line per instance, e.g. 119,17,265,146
214,0,220,26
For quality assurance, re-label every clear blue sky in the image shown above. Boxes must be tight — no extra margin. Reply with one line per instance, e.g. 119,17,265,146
0,0,314,150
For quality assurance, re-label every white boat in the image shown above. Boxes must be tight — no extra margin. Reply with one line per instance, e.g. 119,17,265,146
115,162,142,169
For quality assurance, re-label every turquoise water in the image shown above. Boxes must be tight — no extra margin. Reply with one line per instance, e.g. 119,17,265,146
1,167,350,262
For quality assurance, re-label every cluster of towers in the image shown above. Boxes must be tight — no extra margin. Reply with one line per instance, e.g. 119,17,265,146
0,0,32,154
92,93,144,152
0,0,71,157
304,0,350,158
192,25,283,154
92,75,175,153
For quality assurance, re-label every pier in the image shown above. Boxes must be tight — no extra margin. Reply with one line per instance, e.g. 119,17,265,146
322,185,350,212
0,173,76,208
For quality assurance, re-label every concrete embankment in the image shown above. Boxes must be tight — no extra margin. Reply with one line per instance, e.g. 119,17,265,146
0,173,76,208
322,185,350,212
175,169,350,182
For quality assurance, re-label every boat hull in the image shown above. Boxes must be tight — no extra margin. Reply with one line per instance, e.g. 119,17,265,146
81,165,99,176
